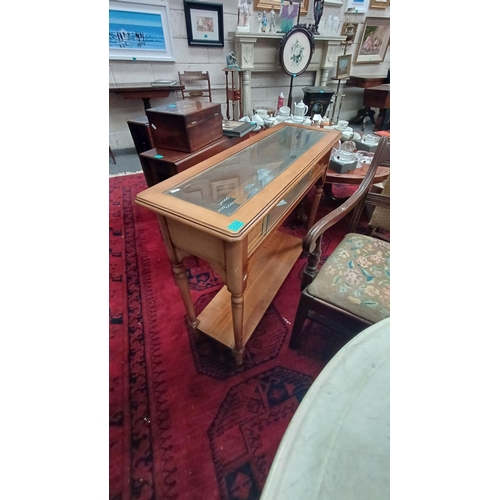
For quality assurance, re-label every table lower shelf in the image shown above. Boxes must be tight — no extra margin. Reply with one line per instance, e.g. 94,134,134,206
197,230,303,349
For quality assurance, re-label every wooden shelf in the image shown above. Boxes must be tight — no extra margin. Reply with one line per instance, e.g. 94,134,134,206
197,230,302,348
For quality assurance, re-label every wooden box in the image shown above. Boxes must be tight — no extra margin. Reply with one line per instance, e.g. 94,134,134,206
146,101,223,153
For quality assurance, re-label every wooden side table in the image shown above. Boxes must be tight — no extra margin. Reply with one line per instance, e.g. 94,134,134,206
346,76,389,131
109,83,184,112
363,84,390,131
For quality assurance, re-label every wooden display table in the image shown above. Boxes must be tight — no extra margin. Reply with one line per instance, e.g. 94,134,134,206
135,124,341,364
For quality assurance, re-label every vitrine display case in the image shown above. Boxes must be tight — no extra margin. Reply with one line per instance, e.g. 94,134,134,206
135,123,341,364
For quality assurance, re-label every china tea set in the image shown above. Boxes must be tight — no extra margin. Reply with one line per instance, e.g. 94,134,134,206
328,136,379,174
253,100,314,128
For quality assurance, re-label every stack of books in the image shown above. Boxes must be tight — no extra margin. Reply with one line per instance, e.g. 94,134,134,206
151,79,178,87
222,120,256,138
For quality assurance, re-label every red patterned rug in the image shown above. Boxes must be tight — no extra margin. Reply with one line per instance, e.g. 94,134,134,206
109,173,359,500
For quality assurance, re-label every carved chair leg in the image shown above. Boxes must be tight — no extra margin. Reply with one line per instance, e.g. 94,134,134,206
289,292,310,349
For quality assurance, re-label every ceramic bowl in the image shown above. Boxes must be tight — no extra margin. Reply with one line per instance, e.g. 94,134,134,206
279,106,291,116
252,114,265,126
361,133,380,146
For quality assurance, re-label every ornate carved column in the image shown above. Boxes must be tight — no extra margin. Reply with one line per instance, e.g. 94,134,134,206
238,37,256,117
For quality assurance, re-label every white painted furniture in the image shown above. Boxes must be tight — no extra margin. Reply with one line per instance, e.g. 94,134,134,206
230,32,347,117
261,317,390,500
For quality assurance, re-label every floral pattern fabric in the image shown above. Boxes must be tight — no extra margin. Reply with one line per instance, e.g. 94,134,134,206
307,233,390,323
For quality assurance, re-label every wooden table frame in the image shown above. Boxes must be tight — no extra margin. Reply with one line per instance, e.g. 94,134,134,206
135,124,341,364
109,83,184,112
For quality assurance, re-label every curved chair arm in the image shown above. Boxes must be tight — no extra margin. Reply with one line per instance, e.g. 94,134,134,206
365,191,390,209
300,136,389,289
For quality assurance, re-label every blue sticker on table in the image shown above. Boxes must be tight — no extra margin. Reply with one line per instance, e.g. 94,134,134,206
228,220,244,231
167,104,177,108
154,154,164,158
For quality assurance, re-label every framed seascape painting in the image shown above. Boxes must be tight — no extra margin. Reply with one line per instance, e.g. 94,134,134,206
354,17,390,64
184,1,224,47
109,0,175,61
336,54,352,79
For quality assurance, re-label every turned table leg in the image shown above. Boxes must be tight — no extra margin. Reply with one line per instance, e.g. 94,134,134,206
156,215,199,328
224,240,248,365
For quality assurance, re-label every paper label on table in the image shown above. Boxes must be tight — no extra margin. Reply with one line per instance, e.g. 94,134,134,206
228,220,244,231
218,202,241,216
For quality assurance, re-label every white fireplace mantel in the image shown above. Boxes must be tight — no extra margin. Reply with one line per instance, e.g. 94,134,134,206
230,31,347,116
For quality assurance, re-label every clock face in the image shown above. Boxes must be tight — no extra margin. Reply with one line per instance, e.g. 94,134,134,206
280,27,315,77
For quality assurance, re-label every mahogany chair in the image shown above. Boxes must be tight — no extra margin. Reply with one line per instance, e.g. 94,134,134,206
365,173,390,240
177,71,213,101
289,136,390,349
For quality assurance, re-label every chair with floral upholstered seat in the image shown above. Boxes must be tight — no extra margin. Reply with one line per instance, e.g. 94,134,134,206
289,136,390,349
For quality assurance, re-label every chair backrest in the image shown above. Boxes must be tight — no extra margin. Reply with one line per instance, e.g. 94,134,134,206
178,71,212,102
369,173,390,233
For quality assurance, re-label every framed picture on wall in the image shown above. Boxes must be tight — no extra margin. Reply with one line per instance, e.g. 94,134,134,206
345,0,368,13
341,21,359,42
279,26,315,77
369,0,390,8
336,54,352,79
184,1,224,47
109,0,175,61
354,17,390,64
253,0,309,17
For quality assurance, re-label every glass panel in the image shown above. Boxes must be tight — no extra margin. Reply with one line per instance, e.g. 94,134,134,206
164,126,327,216
262,172,312,234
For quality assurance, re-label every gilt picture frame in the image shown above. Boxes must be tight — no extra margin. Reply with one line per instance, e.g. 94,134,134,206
369,0,390,8
336,54,352,79
354,17,390,64
184,1,224,47
109,0,175,61
253,0,309,17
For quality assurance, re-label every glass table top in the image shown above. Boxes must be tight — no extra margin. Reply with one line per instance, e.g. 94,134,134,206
164,126,328,216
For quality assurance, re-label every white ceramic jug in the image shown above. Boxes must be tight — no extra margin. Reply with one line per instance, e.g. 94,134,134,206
312,113,322,126
294,100,309,117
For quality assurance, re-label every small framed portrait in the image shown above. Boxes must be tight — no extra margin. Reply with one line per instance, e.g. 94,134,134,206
184,1,224,47
340,21,359,43
336,54,352,79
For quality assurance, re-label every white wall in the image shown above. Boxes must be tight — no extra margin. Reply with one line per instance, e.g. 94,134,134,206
109,0,390,149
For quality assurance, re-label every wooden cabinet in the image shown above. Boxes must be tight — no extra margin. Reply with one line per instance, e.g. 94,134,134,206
135,124,341,364
139,136,248,187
